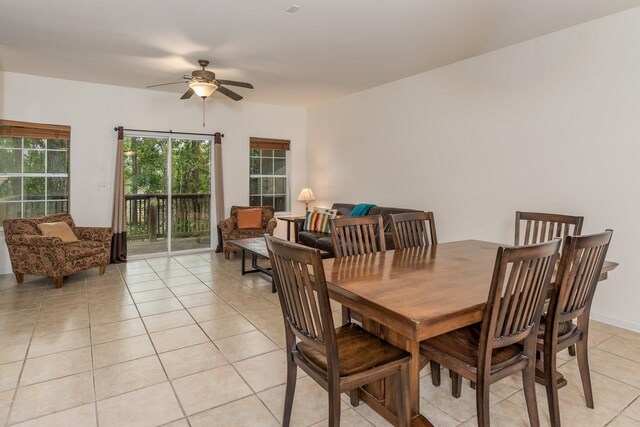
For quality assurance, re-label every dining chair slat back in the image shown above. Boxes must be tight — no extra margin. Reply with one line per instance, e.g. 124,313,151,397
539,230,613,427
390,211,437,249
515,211,584,246
490,241,561,345
330,215,386,257
265,235,335,353
422,238,561,427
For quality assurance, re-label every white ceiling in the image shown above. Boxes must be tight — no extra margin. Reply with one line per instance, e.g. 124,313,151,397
1,0,640,106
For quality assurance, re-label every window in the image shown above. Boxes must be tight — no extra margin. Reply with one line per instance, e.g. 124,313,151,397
0,120,70,224
249,137,290,212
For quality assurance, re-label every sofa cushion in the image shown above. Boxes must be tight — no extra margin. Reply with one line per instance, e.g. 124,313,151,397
331,203,356,217
62,241,105,260
315,236,335,254
37,222,79,243
368,206,421,232
298,231,328,247
297,231,335,255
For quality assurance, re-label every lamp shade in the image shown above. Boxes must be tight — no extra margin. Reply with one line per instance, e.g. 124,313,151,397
297,188,316,202
189,81,218,98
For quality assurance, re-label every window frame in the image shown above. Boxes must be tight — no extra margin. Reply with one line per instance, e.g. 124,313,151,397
249,138,290,214
0,120,71,227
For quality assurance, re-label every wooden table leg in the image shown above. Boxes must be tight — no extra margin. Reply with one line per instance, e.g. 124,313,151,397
357,320,434,426
535,367,568,388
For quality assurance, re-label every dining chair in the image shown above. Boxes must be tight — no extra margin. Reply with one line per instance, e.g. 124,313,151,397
330,215,386,325
265,235,412,427
330,215,386,257
537,230,613,427
515,211,584,357
421,239,561,427
515,211,584,247
389,211,437,249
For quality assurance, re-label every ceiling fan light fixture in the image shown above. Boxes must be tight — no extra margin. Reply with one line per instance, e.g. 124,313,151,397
189,81,218,98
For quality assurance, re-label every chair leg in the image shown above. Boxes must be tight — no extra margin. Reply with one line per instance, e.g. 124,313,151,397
576,338,594,408
341,305,351,326
544,350,561,427
523,364,540,427
451,370,462,398
349,389,360,407
283,358,297,427
14,272,24,284
99,265,106,275
568,344,576,357
470,381,476,390
224,251,230,260
396,363,411,427
53,276,63,289
430,361,441,386
328,381,341,427
476,378,490,427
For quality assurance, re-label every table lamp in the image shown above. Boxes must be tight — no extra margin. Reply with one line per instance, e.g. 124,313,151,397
297,188,316,212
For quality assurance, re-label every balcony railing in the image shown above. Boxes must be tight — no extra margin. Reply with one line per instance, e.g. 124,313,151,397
125,193,211,241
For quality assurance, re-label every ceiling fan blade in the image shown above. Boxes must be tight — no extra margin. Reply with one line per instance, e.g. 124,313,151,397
216,85,243,101
146,81,186,88
216,80,254,89
180,88,195,100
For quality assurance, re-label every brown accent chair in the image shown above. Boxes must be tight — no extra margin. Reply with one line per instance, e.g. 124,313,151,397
3,213,113,289
218,206,277,259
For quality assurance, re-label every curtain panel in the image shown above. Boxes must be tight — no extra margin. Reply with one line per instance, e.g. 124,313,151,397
214,132,225,252
111,126,127,262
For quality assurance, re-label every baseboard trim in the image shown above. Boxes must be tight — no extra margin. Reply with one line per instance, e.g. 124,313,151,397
0,268,12,276
591,312,640,333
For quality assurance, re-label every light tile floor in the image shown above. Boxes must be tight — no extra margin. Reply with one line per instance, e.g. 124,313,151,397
0,252,639,426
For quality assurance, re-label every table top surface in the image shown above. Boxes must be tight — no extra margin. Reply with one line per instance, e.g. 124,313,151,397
228,237,270,257
322,240,618,341
277,215,306,222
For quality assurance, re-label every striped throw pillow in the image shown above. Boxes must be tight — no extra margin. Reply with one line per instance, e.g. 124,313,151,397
303,211,332,234
313,206,338,218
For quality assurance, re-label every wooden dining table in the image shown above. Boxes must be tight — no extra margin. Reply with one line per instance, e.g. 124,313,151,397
321,240,618,427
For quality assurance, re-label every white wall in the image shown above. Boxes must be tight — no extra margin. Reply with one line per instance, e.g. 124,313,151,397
0,71,308,271
307,8,640,331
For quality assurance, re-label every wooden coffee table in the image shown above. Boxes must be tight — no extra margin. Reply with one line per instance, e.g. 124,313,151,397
228,237,276,292
229,237,330,293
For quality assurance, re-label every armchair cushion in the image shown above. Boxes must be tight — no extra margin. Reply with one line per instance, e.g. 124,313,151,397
237,208,263,229
63,241,105,260
37,222,79,243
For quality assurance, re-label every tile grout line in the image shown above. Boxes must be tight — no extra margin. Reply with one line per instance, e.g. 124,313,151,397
3,274,47,427
163,255,281,422
125,258,194,426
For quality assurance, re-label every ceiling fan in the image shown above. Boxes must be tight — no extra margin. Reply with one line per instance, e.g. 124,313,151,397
146,59,254,101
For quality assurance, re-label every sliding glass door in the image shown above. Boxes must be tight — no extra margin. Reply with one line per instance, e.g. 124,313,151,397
171,138,211,252
123,134,212,257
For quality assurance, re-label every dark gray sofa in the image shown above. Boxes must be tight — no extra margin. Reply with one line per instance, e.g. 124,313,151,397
293,203,420,256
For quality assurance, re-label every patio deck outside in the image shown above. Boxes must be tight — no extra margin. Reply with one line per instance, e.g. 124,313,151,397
126,193,212,255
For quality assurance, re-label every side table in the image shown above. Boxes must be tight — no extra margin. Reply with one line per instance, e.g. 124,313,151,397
277,215,305,241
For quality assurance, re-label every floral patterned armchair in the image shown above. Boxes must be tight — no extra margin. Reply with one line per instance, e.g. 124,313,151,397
3,213,113,289
218,206,277,259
